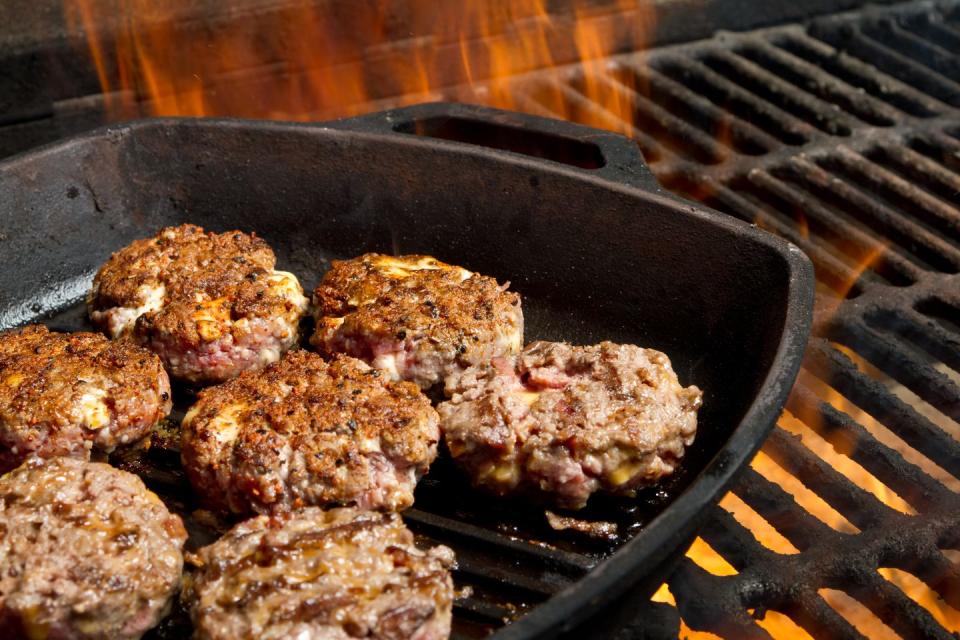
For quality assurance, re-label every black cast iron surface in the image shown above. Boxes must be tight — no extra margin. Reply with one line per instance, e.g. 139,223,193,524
462,0,960,637
0,108,812,637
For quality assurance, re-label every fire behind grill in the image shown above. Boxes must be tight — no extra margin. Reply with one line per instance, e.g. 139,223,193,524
452,1,959,637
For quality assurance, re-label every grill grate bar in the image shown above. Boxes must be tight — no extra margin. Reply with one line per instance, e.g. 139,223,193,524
927,17,960,49
830,147,960,247
929,128,960,157
849,573,957,640
871,21,960,84
780,155,958,275
666,493,960,640
701,49,859,137
871,144,960,219
793,593,866,640
906,549,960,611
594,71,727,163
822,29,960,106
788,382,953,514
658,57,817,147
867,307,960,376
804,339,960,480
779,30,944,117
732,466,838,552
695,179,885,293
699,507,775,572
911,12,960,49
834,322,960,422
668,558,773,639
939,529,960,553
762,427,892,531
747,166,928,281
737,39,901,127
640,64,779,155
917,297,960,341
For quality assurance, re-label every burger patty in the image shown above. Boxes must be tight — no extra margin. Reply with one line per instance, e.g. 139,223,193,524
311,254,523,390
0,457,187,640
439,341,703,509
181,350,440,515
88,224,309,385
184,507,455,640
0,325,171,473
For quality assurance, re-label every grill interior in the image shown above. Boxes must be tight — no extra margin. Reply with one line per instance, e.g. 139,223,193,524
464,1,960,636
3,0,960,637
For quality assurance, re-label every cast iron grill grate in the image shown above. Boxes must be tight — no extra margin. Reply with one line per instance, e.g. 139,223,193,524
478,0,960,636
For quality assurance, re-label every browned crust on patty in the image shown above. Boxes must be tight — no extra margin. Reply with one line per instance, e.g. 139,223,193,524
0,325,171,473
90,224,274,316
184,507,455,640
440,341,703,509
310,254,523,388
0,457,187,640
181,350,440,515
87,224,307,384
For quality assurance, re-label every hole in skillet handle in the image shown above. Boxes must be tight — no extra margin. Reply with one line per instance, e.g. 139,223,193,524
393,115,605,170
325,102,666,193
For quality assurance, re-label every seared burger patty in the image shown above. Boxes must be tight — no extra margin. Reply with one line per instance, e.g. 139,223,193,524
88,224,309,385
181,350,440,515
184,507,455,640
311,254,523,389
0,457,187,640
0,325,171,473
439,341,703,509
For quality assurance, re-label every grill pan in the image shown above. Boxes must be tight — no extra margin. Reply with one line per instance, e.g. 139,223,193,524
0,103,813,638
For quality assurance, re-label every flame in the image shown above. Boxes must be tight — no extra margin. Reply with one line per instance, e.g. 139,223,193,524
651,583,724,639
64,1,956,636
838,238,889,300
750,610,815,639
879,568,960,631
818,589,901,639
64,0,652,129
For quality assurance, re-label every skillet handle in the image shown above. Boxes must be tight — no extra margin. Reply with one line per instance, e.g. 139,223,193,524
325,102,664,194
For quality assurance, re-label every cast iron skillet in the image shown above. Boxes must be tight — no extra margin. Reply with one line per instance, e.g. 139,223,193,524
0,103,813,638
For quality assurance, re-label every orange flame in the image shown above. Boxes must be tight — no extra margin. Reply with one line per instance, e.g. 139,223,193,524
64,0,652,130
